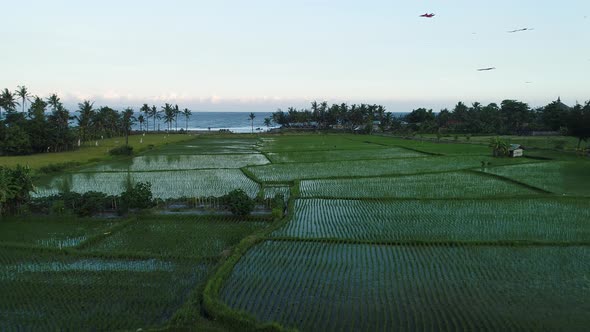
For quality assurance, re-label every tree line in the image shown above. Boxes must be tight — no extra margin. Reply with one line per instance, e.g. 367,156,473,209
0,86,192,156
270,98,590,148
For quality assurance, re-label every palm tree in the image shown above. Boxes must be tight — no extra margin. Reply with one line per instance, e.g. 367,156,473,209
15,85,30,114
183,108,192,131
122,107,136,147
47,94,61,112
76,100,95,141
1,88,18,119
174,104,180,132
162,103,174,132
249,112,256,133
138,115,145,131
263,117,272,129
140,104,151,132
150,105,158,132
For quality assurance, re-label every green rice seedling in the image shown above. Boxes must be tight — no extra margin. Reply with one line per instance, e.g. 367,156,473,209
266,147,426,163
79,154,270,172
272,198,590,243
258,134,384,152
220,241,590,331
34,169,260,199
0,216,118,249
299,171,540,199
84,216,267,259
0,247,212,331
482,161,590,196
247,155,538,182
144,138,260,155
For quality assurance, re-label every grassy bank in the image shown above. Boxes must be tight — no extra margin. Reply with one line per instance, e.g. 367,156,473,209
0,133,195,170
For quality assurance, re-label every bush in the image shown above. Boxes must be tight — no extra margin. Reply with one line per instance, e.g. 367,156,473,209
109,145,133,156
39,162,81,174
78,191,109,217
120,181,155,210
220,189,254,217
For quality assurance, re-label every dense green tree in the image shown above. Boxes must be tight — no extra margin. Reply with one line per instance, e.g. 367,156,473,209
568,101,590,148
539,97,570,131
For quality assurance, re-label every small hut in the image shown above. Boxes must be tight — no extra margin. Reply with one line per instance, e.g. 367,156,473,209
509,144,524,157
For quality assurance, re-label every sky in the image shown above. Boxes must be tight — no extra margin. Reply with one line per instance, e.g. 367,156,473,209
1,0,589,112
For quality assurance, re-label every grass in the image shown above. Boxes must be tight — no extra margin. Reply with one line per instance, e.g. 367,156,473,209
272,198,590,243
299,171,542,199
482,161,590,196
0,133,194,170
82,216,268,259
221,241,590,331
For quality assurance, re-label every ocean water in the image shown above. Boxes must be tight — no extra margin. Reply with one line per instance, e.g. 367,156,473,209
132,111,409,133
133,111,276,133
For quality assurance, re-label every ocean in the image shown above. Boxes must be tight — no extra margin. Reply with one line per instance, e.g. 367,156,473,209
133,111,276,133
132,111,409,133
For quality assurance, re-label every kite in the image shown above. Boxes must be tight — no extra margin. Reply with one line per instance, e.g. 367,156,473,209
420,13,435,18
508,28,534,33
477,67,496,71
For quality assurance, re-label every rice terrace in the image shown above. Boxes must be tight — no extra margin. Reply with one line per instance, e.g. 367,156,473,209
1,131,589,331
2,1,590,330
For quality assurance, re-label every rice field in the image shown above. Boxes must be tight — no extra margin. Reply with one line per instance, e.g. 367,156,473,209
348,135,492,155
483,161,590,196
272,198,590,242
4,133,589,330
0,247,212,331
265,147,426,163
221,241,590,331
258,135,384,152
0,217,118,249
80,154,270,172
263,185,291,202
299,171,540,199
144,138,260,155
247,155,537,182
33,169,260,199
84,216,267,258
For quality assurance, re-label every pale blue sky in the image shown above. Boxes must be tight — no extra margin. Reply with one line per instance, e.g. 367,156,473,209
1,0,589,111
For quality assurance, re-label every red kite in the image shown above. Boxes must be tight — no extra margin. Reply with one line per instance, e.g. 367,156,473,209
477,67,496,71
420,13,435,18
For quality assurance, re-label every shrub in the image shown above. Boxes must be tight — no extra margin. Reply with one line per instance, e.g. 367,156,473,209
109,145,133,156
39,162,81,174
221,189,254,217
120,181,155,210
78,191,109,217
